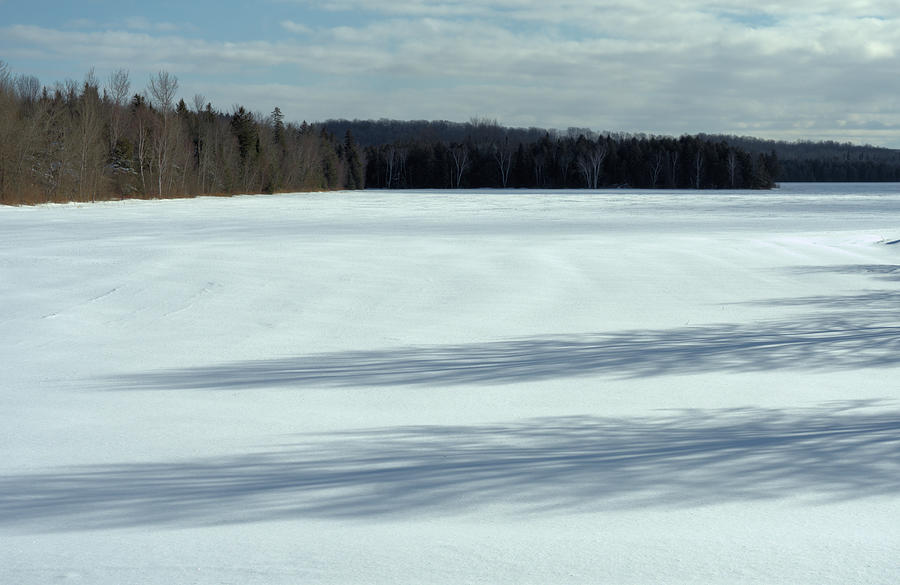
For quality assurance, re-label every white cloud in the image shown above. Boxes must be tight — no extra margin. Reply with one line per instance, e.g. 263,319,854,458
281,20,312,34
62,16,189,33
65,18,99,29
123,16,183,32
2,25,297,71
4,1,900,145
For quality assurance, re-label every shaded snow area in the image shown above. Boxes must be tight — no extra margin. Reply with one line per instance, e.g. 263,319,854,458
2,184,900,584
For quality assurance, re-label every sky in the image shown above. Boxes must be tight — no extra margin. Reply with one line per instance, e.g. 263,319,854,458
2,0,899,147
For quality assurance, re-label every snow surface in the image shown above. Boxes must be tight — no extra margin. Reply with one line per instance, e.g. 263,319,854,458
2,183,900,584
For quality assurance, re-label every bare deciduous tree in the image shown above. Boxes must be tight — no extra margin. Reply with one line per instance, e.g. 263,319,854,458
105,69,130,155
727,150,738,188
73,71,106,201
147,71,179,196
533,148,546,187
556,142,573,186
132,94,152,195
493,135,513,188
450,143,469,188
668,150,679,187
693,150,703,189
384,145,398,188
107,69,131,105
577,139,608,189
14,74,41,105
148,71,178,114
649,151,664,188
192,94,206,114
0,61,20,200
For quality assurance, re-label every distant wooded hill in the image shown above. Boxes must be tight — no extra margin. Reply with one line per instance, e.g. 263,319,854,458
325,119,900,185
700,134,900,182
3,59,894,206
323,119,778,190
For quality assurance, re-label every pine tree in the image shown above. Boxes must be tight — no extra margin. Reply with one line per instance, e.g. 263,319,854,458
271,106,285,146
343,130,364,189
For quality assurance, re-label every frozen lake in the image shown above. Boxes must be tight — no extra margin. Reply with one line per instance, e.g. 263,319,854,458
2,183,899,584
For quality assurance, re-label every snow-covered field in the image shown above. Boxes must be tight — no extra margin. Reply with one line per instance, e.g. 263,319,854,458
2,183,899,584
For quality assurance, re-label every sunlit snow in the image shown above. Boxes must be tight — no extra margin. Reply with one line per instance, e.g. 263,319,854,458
2,184,899,584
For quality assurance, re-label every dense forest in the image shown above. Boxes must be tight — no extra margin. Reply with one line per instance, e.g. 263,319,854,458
326,118,900,186
324,119,779,190
0,63,364,205
705,134,900,182
5,62,899,205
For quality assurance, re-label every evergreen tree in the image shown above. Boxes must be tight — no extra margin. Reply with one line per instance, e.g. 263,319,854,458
343,130,364,189
271,106,285,146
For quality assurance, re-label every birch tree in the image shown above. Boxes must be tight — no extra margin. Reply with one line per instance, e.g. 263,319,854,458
727,149,738,188
105,69,130,158
384,145,398,188
493,135,513,188
147,71,179,196
668,150,679,187
72,71,106,201
131,94,151,195
450,143,469,188
576,139,608,189
648,151,664,187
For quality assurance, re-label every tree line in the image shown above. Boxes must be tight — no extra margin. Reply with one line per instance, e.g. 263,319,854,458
346,119,778,190
22,62,891,204
704,134,900,182
0,63,364,205
331,119,900,186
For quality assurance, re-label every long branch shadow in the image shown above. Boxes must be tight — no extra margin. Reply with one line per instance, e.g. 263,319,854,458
101,260,900,390
746,290,900,310
792,264,900,282
2,402,898,532
767,263,900,307
109,315,900,390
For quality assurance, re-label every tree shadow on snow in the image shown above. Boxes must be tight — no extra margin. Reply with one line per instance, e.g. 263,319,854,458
791,264,900,282
754,290,900,310
100,261,900,390
107,314,900,390
1,402,898,531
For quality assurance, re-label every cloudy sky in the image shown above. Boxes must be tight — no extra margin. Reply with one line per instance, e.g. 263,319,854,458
2,1,899,146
